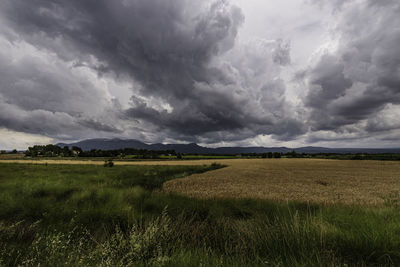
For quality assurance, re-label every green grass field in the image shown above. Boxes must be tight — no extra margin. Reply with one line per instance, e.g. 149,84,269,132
1,162,400,266
15,154,238,161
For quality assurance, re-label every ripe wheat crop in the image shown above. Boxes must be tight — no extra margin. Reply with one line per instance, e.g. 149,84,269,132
163,158,400,205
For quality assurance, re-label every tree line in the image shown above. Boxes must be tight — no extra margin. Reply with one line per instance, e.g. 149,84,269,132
284,150,400,161
24,145,284,159
23,145,400,161
24,145,176,159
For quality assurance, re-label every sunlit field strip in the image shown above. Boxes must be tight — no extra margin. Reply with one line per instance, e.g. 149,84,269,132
163,158,400,205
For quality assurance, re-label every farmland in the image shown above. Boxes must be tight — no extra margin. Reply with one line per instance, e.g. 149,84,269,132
164,158,400,205
1,159,400,266
4,158,400,205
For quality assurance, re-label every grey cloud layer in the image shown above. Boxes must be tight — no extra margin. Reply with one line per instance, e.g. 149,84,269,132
0,0,303,143
305,0,400,137
0,0,399,145
0,35,125,139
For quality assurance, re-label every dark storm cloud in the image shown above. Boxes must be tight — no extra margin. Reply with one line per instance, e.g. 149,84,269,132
0,0,303,143
0,0,243,100
0,35,123,139
0,48,103,115
305,0,400,134
0,94,122,138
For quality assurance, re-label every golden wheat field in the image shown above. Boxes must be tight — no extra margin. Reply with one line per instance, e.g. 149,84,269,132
2,158,400,205
163,158,400,205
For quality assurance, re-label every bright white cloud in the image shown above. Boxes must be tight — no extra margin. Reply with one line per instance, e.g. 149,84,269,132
0,128,53,150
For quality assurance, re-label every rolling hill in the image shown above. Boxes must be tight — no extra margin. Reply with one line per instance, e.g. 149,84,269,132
56,138,400,154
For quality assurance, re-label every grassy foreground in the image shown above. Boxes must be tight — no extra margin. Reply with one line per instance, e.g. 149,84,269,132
1,163,400,266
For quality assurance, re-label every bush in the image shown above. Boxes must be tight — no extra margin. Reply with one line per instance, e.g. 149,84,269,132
104,159,114,167
210,162,222,169
273,152,281,158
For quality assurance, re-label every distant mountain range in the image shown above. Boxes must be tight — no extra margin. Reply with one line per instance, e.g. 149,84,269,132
56,138,400,154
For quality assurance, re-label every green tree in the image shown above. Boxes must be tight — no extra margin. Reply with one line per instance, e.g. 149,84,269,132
72,146,83,156
289,150,297,158
62,146,71,157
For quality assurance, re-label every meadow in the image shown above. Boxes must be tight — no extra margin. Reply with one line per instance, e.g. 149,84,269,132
1,159,400,266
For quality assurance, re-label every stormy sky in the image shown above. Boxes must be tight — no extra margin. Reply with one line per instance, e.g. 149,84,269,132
0,0,399,149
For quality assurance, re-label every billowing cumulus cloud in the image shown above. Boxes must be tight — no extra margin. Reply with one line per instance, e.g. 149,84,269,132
127,37,303,142
0,0,399,147
303,0,400,144
0,0,303,144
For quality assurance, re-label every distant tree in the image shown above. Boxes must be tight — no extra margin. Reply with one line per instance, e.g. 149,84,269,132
261,153,267,158
151,153,160,159
177,153,183,159
71,146,83,156
25,147,35,157
267,152,273,158
11,149,18,154
24,144,71,157
289,150,297,158
273,152,281,158
62,146,72,157
0,150,6,154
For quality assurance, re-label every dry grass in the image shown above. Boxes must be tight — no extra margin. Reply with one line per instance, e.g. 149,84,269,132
3,158,400,205
162,158,400,205
0,153,25,159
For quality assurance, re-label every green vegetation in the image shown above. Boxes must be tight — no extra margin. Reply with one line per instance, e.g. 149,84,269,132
24,144,400,161
2,163,400,266
25,145,175,159
24,145,237,160
301,153,400,161
103,159,115,167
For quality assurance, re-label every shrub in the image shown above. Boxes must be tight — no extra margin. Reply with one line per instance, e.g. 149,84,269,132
104,159,114,167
